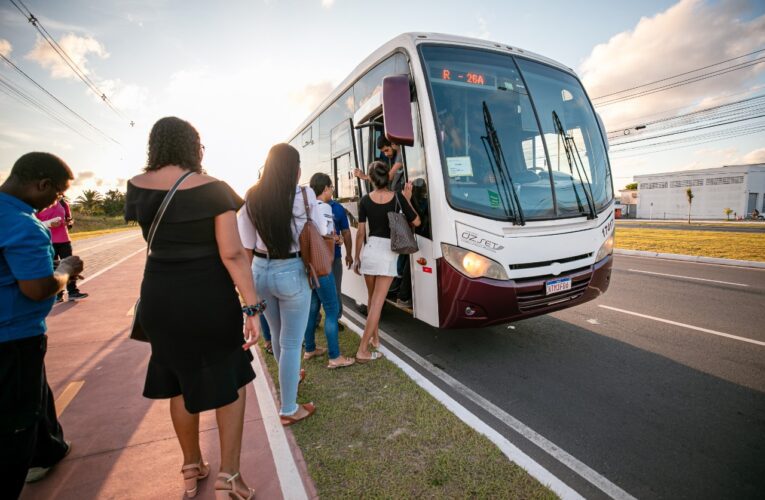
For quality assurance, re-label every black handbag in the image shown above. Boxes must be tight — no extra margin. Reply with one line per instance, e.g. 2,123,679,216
130,171,196,342
388,193,418,254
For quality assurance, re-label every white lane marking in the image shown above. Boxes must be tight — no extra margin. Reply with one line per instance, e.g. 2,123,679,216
344,309,635,500
598,305,765,347
250,348,309,500
616,253,765,271
626,268,749,287
78,247,146,287
74,231,141,253
587,319,600,325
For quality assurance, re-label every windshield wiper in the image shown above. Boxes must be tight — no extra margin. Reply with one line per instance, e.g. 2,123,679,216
552,111,596,219
481,101,526,225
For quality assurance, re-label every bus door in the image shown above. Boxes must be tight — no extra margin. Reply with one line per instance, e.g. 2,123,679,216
398,126,439,327
331,119,367,309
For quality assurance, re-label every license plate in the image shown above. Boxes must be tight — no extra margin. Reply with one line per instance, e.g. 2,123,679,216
546,277,572,295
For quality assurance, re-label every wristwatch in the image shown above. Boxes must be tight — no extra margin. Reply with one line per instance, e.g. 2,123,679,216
242,300,267,317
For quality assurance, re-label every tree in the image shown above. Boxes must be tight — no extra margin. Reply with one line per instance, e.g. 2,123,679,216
625,182,638,190
102,189,126,216
74,189,103,215
686,188,694,224
724,208,733,221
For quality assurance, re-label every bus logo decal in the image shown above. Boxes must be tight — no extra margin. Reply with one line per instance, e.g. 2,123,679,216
460,231,504,252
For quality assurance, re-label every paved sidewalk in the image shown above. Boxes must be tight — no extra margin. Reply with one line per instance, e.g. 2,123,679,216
20,250,317,499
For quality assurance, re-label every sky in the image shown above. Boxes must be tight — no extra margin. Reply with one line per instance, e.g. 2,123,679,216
1,0,764,198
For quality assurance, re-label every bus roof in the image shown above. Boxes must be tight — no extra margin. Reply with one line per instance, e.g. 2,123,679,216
287,32,576,141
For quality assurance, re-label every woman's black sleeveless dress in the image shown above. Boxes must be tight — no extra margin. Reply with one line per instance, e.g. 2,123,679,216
125,180,254,413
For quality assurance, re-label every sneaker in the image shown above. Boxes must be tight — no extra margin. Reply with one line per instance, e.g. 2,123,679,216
26,440,71,483
67,292,89,301
397,298,413,308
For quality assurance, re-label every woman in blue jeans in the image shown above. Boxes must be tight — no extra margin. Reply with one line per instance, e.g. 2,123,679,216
302,173,355,368
238,143,327,426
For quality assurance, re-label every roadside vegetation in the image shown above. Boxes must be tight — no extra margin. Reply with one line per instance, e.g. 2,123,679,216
65,188,134,238
262,328,556,499
615,227,765,262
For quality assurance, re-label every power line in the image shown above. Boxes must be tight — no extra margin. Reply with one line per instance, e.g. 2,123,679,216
604,86,765,131
609,127,765,159
0,74,93,140
9,0,133,126
607,93,765,136
0,52,120,144
595,57,765,106
609,113,765,146
611,122,765,153
592,47,765,100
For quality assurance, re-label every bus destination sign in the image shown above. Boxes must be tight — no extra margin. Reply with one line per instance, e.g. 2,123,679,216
439,68,491,86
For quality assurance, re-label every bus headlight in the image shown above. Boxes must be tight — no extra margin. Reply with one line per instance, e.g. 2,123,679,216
441,243,509,280
595,233,614,262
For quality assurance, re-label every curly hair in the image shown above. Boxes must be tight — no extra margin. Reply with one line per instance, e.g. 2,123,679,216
145,116,203,172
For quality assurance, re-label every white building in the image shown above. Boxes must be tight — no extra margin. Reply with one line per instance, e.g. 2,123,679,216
635,164,765,220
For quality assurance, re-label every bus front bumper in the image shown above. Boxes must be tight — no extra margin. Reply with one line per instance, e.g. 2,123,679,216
437,255,613,329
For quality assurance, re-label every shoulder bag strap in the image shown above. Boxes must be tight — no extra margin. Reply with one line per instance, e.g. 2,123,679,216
146,171,196,256
300,186,312,221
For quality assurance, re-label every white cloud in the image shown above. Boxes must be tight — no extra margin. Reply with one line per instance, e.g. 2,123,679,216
321,0,335,8
98,78,149,111
579,0,765,130
25,33,109,80
0,38,11,57
73,170,96,186
288,81,333,114
743,147,765,164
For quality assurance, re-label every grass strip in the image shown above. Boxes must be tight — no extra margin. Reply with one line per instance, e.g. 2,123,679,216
70,214,133,234
616,228,765,262
262,328,556,499
70,226,137,241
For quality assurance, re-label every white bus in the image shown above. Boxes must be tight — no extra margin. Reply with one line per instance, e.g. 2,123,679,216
288,33,614,328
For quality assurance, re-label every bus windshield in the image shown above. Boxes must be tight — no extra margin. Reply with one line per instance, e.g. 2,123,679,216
420,45,613,221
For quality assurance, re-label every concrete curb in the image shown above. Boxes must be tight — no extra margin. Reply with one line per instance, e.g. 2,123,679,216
614,248,765,269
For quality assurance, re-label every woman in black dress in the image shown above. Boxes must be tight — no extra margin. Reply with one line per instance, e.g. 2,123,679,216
125,117,261,499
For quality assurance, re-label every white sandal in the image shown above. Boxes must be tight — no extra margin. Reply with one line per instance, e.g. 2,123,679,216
214,471,255,500
181,460,209,498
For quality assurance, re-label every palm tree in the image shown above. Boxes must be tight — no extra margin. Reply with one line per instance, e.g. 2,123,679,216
686,188,694,224
724,208,733,221
75,189,103,215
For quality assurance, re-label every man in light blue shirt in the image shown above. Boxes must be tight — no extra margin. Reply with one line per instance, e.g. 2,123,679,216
0,152,83,498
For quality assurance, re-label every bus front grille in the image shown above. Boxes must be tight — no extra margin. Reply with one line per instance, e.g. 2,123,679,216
516,270,593,312
509,253,593,271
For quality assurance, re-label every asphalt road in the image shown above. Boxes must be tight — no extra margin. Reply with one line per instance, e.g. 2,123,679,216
349,254,765,499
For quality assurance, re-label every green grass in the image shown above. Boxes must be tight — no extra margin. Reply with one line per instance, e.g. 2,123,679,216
263,327,556,499
616,228,765,262
70,214,133,233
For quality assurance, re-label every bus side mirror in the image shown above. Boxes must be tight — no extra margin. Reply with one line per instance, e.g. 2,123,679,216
382,75,414,146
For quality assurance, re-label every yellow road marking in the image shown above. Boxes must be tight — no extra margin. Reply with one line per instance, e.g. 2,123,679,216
55,381,85,417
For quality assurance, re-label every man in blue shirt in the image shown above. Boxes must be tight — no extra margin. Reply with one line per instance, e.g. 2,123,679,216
0,152,84,498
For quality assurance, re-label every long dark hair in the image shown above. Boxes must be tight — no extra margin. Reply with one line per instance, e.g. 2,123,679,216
245,143,300,257
145,116,203,172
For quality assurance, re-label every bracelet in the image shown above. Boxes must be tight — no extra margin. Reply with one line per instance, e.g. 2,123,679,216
242,300,266,317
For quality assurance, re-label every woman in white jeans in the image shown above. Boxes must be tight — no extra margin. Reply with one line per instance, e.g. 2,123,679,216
353,161,420,362
238,143,328,425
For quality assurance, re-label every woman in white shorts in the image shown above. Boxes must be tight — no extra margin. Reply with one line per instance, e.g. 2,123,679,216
353,161,420,362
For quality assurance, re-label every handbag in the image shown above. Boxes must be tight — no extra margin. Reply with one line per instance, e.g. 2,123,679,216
388,192,419,254
130,171,196,342
297,187,334,289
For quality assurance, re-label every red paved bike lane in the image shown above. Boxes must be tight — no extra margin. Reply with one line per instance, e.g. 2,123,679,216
21,251,316,499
